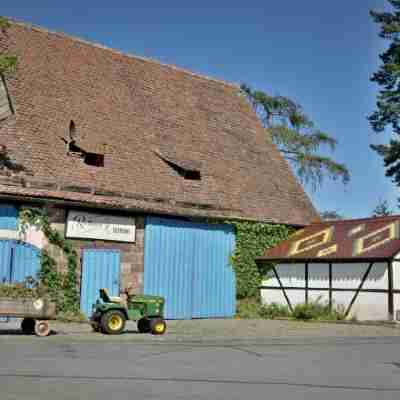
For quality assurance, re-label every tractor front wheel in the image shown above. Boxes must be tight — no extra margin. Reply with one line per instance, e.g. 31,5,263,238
101,310,126,335
150,318,167,335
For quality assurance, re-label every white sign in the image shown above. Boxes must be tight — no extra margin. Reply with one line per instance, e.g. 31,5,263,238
66,211,135,242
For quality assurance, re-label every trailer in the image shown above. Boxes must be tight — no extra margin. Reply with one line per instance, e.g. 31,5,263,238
0,297,56,336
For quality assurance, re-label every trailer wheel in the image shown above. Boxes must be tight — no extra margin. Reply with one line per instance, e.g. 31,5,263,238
150,318,167,335
35,321,50,337
137,318,151,333
21,318,35,335
101,310,126,335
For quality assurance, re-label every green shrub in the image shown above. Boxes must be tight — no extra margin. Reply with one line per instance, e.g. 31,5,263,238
259,302,291,319
0,278,49,300
292,297,346,321
237,296,347,321
236,298,263,319
236,298,291,319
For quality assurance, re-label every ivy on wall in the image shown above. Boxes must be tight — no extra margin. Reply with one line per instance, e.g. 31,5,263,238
19,208,80,315
229,221,293,300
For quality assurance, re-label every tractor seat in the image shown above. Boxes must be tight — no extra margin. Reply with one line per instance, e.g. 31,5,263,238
100,288,123,304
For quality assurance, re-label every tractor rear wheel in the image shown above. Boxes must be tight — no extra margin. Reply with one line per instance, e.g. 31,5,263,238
101,310,126,335
21,318,35,335
150,318,167,335
137,317,151,333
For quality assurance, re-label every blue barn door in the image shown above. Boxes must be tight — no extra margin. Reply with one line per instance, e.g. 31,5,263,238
191,224,236,318
80,249,121,317
11,242,41,283
0,240,13,285
144,219,195,319
0,240,40,284
144,217,236,320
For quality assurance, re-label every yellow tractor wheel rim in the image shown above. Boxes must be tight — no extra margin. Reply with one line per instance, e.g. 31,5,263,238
109,315,123,331
154,322,165,333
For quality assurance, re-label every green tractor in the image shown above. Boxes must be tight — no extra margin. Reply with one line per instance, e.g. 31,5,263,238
90,288,167,335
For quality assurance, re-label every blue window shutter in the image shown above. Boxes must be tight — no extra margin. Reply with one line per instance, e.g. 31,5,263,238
0,204,18,230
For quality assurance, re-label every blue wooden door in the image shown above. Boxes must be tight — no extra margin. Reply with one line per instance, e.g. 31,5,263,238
80,249,121,317
192,224,235,318
144,217,236,319
144,218,195,319
12,242,41,283
0,240,13,285
0,240,40,284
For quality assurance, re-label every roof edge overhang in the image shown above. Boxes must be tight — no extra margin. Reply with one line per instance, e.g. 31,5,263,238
255,257,393,264
0,189,288,224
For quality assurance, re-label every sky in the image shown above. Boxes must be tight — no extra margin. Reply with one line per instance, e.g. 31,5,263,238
1,0,395,218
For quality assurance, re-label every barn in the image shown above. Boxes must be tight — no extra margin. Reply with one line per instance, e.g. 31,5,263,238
257,216,400,321
0,21,318,319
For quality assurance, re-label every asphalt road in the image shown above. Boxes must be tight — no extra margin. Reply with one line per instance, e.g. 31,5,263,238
2,333,400,399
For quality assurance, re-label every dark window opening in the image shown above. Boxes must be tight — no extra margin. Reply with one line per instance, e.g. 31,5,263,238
68,141,84,154
184,170,201,180
155,152,201,181
63,120,105,167
69,120,76,140
84,152,105,167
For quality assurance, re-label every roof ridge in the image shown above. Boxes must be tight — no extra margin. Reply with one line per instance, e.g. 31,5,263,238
313,214,400,225
9,18,239,90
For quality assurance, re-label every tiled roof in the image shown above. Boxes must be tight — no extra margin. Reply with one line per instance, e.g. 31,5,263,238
0,21,318,225
257,216,400,262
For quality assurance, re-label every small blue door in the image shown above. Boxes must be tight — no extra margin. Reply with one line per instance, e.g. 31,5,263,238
144,217,236,319
80,249,121,317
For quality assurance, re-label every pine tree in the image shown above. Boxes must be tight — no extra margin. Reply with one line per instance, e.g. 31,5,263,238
242,85,350,190
369,1,400,185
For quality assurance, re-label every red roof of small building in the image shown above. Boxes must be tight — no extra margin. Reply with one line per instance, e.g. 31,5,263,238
257,216,400,263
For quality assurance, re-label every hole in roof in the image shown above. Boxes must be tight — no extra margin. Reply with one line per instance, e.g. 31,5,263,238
84,153,105,167
69,120,76,141
64,120,105,167
184,170,201,180
164,159,201,180
154,151,201,181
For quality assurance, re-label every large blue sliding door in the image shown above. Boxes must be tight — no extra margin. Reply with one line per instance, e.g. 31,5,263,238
144,217,235,319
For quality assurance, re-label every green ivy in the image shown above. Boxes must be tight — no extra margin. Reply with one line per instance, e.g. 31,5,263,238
19,208,80,314
228,221,293,299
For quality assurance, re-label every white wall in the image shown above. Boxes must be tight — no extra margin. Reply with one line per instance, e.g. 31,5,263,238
0,226,45,249
261,261,390,321
393,252,400,320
